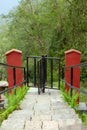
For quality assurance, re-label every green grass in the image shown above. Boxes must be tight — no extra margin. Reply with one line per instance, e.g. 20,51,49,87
80,81,87,103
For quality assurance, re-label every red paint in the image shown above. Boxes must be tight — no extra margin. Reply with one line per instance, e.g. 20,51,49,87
65,49,81,103
5,49,23,89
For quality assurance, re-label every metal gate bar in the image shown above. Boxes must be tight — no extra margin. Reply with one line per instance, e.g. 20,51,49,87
38,55,46,94
34,58,36,87
50,59,53,88
26,57,29,87
58,59,60,90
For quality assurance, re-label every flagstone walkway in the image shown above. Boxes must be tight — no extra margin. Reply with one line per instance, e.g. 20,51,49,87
0,87,87,130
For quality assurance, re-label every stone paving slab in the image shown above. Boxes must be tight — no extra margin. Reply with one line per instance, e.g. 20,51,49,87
31,115,52,121
59,123,86,130
1,119,25,130
24,120,42,130
0,87,87,130
43,121,59,130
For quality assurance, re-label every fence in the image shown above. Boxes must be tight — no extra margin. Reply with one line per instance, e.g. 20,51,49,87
62,62,87,103
0,62,26,96
26,55,61,93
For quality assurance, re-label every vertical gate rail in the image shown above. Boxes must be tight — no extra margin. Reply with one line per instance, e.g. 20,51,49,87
58,59,61,90
50,59,53,88
34,58,36,87
26,57,29,87
37,60,40,94
38,55,47,94
24,67,26,85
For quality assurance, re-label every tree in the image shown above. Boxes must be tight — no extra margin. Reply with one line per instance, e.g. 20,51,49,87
0,0,87,62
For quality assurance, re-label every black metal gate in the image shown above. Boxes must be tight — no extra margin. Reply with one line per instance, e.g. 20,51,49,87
26,55,61,94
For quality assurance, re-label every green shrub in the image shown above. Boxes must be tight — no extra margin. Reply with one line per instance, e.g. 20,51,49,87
81,113,87,125
60,82,79,108
61,90,78,108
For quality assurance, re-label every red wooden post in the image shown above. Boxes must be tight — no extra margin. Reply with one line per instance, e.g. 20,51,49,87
5,49,23,89
65,49,81,103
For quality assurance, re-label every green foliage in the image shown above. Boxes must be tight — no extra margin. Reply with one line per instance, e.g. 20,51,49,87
7,86,28,107
0,0,87,95
60,83,79,108
62,91,78,108
0,0,87,63
81,113,87,125
0,85,29,125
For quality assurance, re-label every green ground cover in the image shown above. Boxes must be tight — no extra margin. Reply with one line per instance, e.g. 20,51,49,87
0,85,29,125
60,81,87,126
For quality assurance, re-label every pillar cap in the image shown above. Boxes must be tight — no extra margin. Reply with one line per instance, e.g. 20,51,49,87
5,49,22,55
65,49,81,55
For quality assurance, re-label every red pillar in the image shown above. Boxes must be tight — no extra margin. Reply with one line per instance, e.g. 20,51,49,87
65,49,81,102
5,49,23,88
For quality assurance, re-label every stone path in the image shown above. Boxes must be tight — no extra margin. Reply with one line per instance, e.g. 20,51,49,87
0,87,87,130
